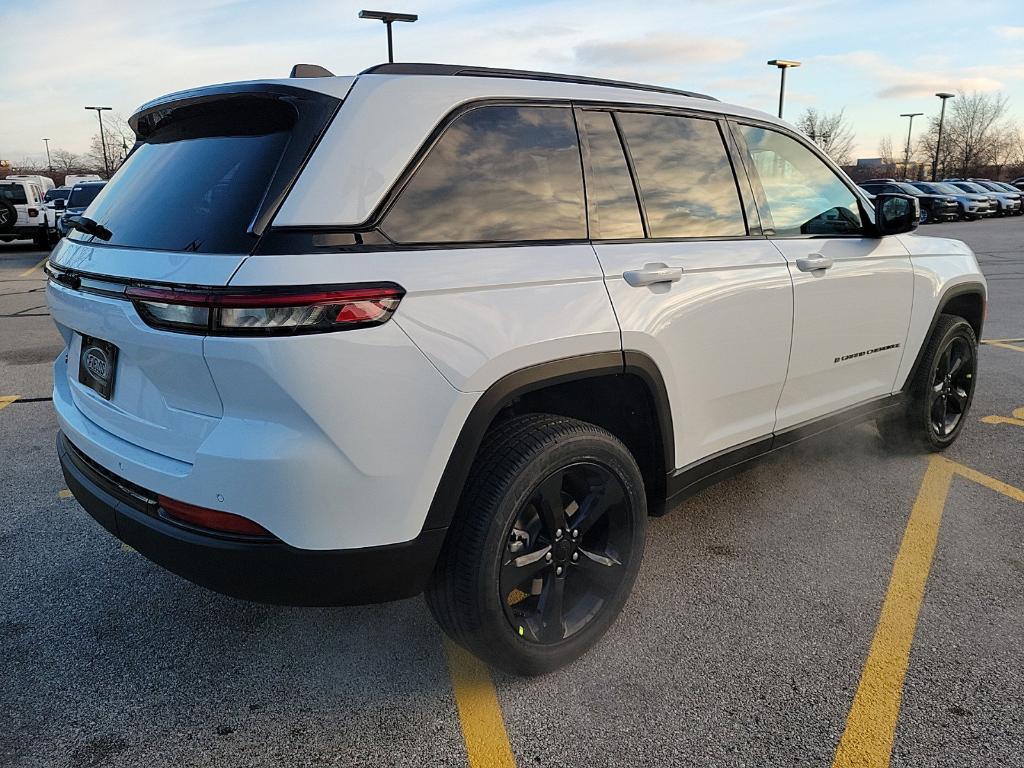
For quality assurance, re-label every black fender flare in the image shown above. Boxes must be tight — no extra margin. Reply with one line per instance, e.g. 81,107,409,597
420,350,674,531
901,280,986,393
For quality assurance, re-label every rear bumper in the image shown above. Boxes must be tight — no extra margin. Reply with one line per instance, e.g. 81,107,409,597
58,431,446,606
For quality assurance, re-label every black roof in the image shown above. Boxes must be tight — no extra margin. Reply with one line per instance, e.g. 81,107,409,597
359,63,718,101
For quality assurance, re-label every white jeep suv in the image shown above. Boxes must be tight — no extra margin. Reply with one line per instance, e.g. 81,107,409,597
0,177,52,247
47,64,986,675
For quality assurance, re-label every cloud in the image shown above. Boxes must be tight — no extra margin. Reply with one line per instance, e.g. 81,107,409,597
995,26,1024,40
575,34,746,68
877,77,1003,99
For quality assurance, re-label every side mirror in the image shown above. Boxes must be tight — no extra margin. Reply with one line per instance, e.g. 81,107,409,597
874,194,919,235
54,199,66,210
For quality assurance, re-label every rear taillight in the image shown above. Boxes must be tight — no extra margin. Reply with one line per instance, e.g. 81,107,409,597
159,495,273,537
125,284,404,335
28,207,39,217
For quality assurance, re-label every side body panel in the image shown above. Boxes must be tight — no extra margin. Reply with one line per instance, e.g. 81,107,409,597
593,240,793,469
893,233,987,390
771,236,914,430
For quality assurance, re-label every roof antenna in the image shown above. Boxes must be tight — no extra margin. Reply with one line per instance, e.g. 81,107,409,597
290,64,335,78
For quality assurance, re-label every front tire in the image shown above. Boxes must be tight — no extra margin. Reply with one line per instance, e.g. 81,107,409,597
878,314,977,451
426,414,646,676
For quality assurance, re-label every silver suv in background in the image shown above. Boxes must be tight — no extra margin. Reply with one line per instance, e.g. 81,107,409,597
944,179,1019,216
911,181,991,220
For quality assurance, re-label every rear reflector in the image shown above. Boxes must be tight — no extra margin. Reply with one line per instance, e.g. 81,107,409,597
125,284,404,336
159,495,273,537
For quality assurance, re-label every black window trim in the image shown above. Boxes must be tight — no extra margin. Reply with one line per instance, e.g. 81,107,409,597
257,98,782,254
725,117,878,240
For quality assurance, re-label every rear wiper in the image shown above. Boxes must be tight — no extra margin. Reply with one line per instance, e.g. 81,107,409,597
69,216,112,242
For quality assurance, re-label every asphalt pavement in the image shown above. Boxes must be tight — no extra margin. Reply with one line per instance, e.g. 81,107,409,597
1,220,1021,767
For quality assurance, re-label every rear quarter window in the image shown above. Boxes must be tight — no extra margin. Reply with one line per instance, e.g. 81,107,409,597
381,105,586,244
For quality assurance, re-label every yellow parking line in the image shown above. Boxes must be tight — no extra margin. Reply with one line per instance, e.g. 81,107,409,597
58,489,73,499
981,340,1024,353
982,337,1024,343
0,395,19,410
832,456,1024,767
19,258,48,278
444,638,516,768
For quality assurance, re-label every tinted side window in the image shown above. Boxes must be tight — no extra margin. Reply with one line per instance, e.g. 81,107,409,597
615,112,746,238
382,105,585,244
579,110,644,239
739,125,862,236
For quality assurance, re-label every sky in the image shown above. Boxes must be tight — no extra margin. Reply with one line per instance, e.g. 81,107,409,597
1,0,1022,165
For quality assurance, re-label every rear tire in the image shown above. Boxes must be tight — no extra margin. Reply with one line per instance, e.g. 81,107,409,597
426,414,646,676
878,314,977,451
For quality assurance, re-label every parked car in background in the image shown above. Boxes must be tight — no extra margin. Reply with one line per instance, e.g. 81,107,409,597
64,174,103,188
971,180,1024,214
0,177,52,247
5,174,56,195
910,181,991,220
56,181,107,237
944,180,1016,216
1010,177,1024,190
858,179,957,224
43,187,71,229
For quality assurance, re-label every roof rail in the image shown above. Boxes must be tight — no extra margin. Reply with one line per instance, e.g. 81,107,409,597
359,63,718,101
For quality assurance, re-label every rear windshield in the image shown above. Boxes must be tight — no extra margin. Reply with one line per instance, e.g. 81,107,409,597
45,188,71,202
70,96,296,253
67,184,104,208
0,185,28,204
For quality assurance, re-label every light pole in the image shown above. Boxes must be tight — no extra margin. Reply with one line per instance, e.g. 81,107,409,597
931,92,955,181
84,106,112,178
767,59,801,119
358,9,418,63
41,138,52,174
899,112,923,180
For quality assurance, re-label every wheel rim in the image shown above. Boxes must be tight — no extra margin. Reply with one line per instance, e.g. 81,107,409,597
929,335,975,437
499,461,633,645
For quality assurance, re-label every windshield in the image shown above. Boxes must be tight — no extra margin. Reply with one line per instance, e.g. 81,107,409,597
894,182,923,195
927,183,962,195
0,184,28,204
955,182,990,194
67,184,104,208
70,96,295,253
44,188,71,202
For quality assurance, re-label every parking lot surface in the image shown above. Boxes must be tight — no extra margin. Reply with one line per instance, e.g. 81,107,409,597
2,220,1022,767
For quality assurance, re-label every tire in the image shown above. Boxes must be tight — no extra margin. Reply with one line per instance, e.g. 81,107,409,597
0,199,16,234
32,225,51,250
878,314,978,451
920,207,930,224
426,414,647,676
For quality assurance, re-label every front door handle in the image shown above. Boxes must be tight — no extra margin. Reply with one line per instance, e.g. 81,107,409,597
623,263,683,287
795,254,834,272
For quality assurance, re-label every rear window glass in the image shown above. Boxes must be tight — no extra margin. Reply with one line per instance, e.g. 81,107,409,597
67,185,104,208
0,185,28,205
381,105,586,244
44,188,71,202
70,98,295,253
580,110,644,239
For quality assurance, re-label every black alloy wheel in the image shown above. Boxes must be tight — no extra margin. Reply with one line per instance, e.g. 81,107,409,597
928,335,975,438
427,414,646,675
500,461,634,645
878,314,978,451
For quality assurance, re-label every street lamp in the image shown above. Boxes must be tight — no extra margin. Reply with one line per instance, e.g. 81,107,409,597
932,92,955,181
358,9,418,63
899,112,923,180
84,106,112,178
41,138,52,174
767,59,801,119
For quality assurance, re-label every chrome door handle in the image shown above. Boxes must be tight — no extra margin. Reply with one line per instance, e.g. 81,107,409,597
795,254,834,272
623,263,683,287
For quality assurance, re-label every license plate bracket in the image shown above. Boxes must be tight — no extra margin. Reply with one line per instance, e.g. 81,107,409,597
78,335,119,400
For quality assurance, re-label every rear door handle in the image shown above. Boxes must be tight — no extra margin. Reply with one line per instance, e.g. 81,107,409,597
795,254,834,272
623,263,683,287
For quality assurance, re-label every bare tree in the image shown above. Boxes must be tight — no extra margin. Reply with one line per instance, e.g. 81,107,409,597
50,148,84,174
85,112,136,173
796,107,856,166
877,135,899,178
917,90,1011,178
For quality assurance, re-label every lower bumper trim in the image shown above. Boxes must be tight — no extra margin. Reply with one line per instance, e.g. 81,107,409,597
57,432,446,606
